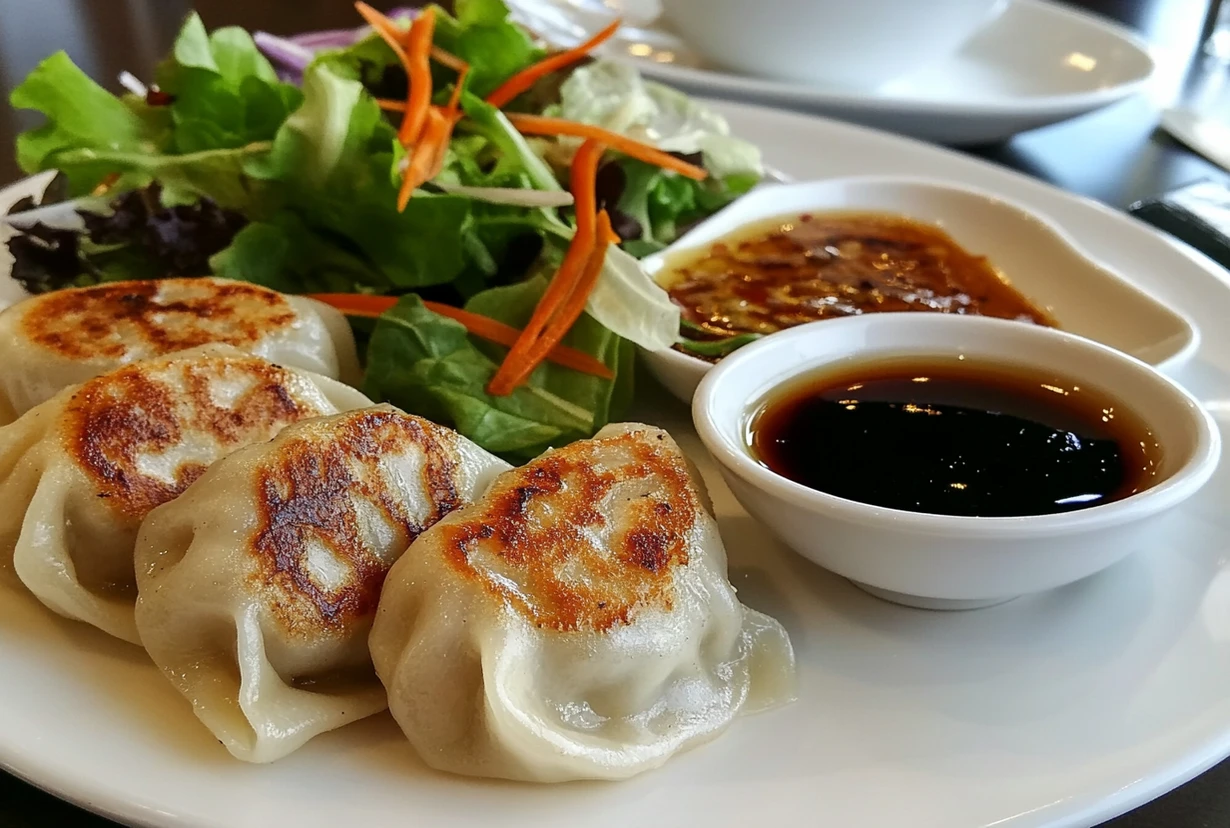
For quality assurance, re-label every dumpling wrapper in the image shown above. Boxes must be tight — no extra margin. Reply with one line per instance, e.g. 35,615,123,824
133,406,511,763
369,422,797,783
0,344,371,643
0,277,361,422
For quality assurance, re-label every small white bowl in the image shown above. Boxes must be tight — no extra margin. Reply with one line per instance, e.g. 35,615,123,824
692,313,1220,610
641,176,1199,403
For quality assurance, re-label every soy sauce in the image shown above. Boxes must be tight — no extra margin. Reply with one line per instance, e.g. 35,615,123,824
749,358,1162,517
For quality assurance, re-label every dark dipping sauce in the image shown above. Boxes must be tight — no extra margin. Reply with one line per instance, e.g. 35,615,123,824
662,212,1057,347
749,358,1162,518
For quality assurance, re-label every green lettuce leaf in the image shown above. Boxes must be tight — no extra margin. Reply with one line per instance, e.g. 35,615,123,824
209,215,388,293
555,59,760,250
247,62,471,288
557,60,763,181
457,92,561,192
156,14,302,154
614,158,755,249
364,282,631,462
585,243,679,352
10,52,172,193
432,0,543,99
45,142,273,210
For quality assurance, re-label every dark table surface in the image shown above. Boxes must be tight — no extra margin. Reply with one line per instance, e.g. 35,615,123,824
1,1,1229,826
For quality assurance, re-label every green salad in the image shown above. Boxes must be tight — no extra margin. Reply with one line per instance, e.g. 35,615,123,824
3,1,762,461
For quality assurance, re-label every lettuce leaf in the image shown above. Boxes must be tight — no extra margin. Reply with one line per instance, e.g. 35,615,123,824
10,53,172,193
209,214,388,293
364,281,631,462
315,0,540,104
431,0,543,98
156,14,302,153
613,157,756,251
555,59,761,251
557,60,763,181
247,62,471,288
46,142,273,210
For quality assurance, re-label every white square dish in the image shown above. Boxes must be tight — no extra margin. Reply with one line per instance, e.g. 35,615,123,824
639,176,1200,402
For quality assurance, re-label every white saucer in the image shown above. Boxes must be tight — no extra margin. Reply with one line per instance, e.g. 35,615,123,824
510,0,1155,145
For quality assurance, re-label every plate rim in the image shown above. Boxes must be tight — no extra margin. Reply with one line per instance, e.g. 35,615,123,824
2,97,1230,828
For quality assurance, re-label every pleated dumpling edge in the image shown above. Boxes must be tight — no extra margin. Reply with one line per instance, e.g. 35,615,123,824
369,421,797,783
0,343,372,643
134,405,511,763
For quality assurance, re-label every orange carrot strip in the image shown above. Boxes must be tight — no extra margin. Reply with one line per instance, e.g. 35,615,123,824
506,113,707,180
355,3,411,67
90,172,121,197
377,98,408,112
428,301,612,379
430,46,467,73
354,3,427,146
399,8,436,147
487,139,606,395
602,218,621,245
306,294,614,379
445,63,469,115
431,68,469,178
486,18,622,109
398,107,452,210
503,210,616,388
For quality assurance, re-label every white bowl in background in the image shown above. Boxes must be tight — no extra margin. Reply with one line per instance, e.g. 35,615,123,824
692,313,1220,610
641,176,1199,403
657,0,1007,88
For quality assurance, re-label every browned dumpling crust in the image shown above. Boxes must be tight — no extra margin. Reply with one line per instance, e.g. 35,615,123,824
0,278,361,422
134,405,511,763
0,344,372,644
371,423,798,783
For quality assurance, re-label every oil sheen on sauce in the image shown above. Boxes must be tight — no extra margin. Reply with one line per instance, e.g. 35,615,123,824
660,212,1057,342
748,358,1162,518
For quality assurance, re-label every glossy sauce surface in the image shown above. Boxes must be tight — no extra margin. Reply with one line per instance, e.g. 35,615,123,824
749,358,1161,517
661,212,1056,341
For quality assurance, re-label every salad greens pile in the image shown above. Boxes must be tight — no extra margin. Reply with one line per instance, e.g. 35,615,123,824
4,0,763,461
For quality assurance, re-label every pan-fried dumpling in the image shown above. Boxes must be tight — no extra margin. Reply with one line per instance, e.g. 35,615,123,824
0,277,360,422
133,405,511,763
0,344,371,643
369,422,797,782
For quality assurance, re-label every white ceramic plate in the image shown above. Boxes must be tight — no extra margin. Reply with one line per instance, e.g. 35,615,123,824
4,100,1230,828
638,176,1199,404
510,0,1155,145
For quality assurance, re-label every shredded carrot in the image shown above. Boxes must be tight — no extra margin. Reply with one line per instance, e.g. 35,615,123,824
378,78,465,119
503,210,616,389
446,67,469,115
355,3,411,70
90,172,121,197
486,18,622,109
428,302,612,378
487,139,606,396
398,8,436,147
506,113,707,180
307,294,614,379
429,126,453,180
602,218,622,245
398,107,452,210
354,2,429,148
430,46,467,73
